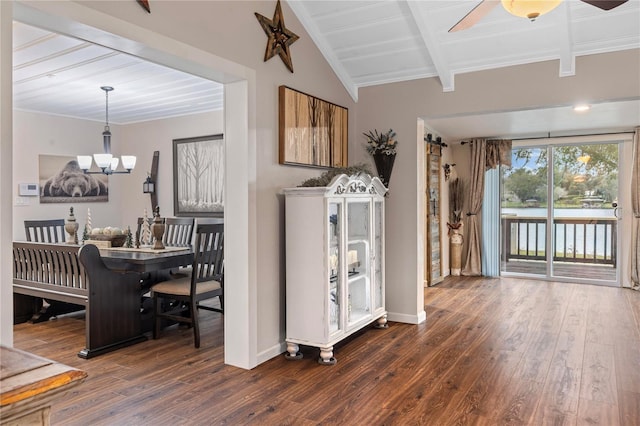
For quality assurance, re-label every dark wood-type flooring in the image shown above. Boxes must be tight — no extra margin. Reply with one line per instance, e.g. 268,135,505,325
13,276,640,425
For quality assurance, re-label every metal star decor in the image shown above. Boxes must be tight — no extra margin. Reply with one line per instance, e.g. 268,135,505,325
255,0,299,73
137,0,150,13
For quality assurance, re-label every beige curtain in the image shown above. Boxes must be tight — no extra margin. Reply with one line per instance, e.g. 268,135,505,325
462,139,486,276
631,127,640,290
486,140,512,169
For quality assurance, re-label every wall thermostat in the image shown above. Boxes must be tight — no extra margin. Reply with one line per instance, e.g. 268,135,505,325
19,183,40,196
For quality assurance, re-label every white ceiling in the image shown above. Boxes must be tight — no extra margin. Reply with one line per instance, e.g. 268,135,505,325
289,0,640,96
12,21,223,125
12,0,640,139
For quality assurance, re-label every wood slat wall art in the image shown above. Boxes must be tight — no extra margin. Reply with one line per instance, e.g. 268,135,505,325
279,85,348,169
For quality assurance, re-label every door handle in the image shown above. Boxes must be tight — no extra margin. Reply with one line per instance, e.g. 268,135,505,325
612,202,621,219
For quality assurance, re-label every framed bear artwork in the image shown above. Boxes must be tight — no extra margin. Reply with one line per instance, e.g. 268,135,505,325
39,154,109,203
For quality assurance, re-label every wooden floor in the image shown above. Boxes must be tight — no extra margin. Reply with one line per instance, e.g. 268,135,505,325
13,276,640,425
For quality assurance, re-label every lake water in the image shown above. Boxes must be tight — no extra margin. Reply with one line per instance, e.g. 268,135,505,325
502,208,617,256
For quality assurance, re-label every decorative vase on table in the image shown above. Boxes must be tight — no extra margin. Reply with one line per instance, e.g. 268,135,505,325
65,207,79,244
151,206,165,250
372,152,396,188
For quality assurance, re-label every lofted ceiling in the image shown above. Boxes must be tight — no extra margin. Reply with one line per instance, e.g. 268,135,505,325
289,0,640,97
289,0,640,140
12,1,640,139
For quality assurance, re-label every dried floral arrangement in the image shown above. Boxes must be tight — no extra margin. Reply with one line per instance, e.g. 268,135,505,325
449,178,465,227
298,163,373,187
363,129,398,156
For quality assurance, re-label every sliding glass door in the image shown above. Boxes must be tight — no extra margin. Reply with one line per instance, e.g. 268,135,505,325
501,140,621,286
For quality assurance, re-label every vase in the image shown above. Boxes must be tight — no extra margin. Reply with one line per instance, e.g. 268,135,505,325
151,206,165,250
372,152,396,188
449,223,464,276
65,207,79,244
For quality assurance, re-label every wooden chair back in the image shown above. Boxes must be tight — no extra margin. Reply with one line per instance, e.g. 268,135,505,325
24,219,66,243
191,223,224,295
163,217,195,247
151,223,224,347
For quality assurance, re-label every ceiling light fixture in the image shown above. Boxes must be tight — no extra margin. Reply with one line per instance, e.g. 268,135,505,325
77,86,136,175
501,0,562,21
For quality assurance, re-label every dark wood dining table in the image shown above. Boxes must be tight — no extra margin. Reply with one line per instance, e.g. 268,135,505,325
99,246,194,273
79,246,194,358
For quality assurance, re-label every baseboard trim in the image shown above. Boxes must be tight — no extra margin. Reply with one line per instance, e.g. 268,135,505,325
257,341,287,365
387,310,426,324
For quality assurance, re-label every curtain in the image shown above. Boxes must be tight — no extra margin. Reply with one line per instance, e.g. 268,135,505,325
482,168,500,276
486,140,512,169
462,139,486,276
631,127,640,290
462,139,512,276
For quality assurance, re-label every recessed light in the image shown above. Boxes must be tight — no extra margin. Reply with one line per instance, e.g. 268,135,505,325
573,104,590,112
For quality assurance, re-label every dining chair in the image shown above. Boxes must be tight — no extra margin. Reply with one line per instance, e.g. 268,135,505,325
151,223,224,348
163,217,195,247
24,219,66,243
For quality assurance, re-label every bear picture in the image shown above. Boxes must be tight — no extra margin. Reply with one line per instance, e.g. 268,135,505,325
39,155,109,203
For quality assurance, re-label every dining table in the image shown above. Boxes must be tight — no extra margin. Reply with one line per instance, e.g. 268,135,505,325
80,245,194,358
99,245,194,273
92,245,194,344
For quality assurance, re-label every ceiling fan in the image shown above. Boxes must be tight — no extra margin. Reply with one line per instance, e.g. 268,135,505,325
449,0,629,32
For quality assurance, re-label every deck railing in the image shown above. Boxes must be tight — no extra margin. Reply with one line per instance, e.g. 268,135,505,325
501,216,617,266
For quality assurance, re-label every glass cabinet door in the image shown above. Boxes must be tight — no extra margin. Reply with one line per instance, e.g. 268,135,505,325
346,200,371,326
328,201,341,334
373,200,383,310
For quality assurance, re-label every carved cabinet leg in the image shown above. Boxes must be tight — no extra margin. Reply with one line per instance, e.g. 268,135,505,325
318,346,336,365
375,314,388,329
284,342,302,360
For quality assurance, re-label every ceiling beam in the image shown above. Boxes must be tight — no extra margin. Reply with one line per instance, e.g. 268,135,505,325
286,0,359,102
558,1,575,77
405,1,454,92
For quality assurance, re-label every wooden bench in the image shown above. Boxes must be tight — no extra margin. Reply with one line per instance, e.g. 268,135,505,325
13,242,147,359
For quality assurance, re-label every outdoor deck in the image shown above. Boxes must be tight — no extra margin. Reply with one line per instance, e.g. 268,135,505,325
502,260,617,282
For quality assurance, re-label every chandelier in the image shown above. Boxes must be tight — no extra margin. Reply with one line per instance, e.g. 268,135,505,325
77,86,136,175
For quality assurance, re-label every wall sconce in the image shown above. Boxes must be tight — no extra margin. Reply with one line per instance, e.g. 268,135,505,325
143,174,155,194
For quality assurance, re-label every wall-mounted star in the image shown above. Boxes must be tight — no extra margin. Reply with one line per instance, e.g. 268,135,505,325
255,0,299,73
137,0,150,13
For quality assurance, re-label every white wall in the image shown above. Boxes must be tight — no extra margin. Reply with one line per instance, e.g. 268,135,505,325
13,111,123,238
117,111,224,228
356,50,640,321
12,110,222,240
0,0,14,346
3,0,357,367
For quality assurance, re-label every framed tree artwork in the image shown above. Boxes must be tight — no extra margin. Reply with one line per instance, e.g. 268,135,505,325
279,86,348,168
173,134,224,217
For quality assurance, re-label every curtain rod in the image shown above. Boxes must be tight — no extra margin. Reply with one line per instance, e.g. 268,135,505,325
460,130,635,145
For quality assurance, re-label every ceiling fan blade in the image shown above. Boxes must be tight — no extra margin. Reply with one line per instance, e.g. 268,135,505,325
580,0,628,11
449,0,501,33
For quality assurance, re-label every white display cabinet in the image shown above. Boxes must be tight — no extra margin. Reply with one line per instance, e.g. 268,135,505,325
283,174,387,365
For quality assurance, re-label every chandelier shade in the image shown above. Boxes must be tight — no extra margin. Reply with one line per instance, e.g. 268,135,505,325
77,86,136,175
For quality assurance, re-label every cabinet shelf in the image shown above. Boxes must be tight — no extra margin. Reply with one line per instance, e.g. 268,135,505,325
284,174,388,365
